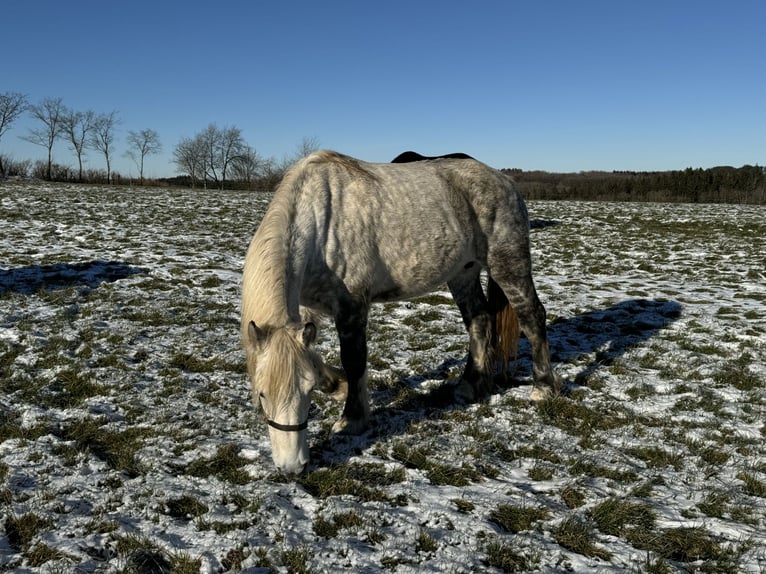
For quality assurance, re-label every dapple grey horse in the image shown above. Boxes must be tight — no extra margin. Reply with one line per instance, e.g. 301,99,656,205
241,150,559,474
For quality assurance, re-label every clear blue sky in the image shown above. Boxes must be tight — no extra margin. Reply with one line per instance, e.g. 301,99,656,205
2,0,764,178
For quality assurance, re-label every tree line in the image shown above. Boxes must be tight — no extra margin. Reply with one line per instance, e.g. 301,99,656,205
0,93,159,184
3,91,764,202
507,165,766,204
0,91,316,190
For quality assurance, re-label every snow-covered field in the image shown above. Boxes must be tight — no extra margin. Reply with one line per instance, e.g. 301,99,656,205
1,181,764,573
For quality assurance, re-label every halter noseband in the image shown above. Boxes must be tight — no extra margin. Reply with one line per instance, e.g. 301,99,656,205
266,417,308,433
260,394,309,433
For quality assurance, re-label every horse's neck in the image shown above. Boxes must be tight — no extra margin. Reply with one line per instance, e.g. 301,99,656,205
243,203,306,328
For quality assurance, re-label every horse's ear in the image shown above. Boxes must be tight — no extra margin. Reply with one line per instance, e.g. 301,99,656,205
248,321,267,346
302,322,317,346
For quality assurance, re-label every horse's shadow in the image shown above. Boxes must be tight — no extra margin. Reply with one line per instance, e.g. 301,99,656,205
530,219,560,230
0,260,146,294
311,298,682,467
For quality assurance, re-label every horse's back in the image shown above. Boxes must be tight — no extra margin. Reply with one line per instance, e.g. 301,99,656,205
292,151,526,236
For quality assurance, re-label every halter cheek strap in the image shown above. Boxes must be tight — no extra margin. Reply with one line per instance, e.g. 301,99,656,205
266,418,308,432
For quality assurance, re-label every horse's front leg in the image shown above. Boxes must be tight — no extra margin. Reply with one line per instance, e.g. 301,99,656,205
332,300,370,435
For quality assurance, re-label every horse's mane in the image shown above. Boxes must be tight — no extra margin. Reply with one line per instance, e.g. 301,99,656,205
241,188,293,338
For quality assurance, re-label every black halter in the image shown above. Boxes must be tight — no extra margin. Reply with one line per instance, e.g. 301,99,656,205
260,394,308,432
266,417,308,432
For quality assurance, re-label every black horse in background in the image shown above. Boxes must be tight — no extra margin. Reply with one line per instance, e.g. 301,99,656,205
391,151,474,163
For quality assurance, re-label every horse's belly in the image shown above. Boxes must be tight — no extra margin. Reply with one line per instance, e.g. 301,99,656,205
372,242,476,301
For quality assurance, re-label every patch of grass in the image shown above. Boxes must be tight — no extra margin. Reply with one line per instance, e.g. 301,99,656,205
411,294,453,306
626,445,683,471
43,368,108,408
401,309,445,327
590,497,656,540
535,395,627,436
552,515,611,560
489,503,550,533
170,551,203,574
568,457,639,483
560,486,586,509
299,462,406,504
390,441,481,487
737,471,766,497
185,444,252,485
112,532,187,573
645,526,722,563
57,417,148,476
169,352,244,373
221,547,249,571
483,538,535,573
164,495,210,519
313,510,364,538
281,545,312,574
4,513,52,552
528,463,555,481
625,382,655,400
426,461,482,486
452,498,475,514
713,355,763,391
24,542,71,567
200,274,222,288
252,547,275,570
415,530,438,554
697,491,731,518
695,444,731,467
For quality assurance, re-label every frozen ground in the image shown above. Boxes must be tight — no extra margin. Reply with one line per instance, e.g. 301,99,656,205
0,181,764,573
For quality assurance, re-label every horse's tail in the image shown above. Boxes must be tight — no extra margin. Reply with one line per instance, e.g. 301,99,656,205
487,277,520,375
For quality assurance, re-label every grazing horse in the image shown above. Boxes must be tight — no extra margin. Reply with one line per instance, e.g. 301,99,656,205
241,150,559,474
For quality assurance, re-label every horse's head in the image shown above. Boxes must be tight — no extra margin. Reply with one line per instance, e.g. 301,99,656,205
244,321,322,475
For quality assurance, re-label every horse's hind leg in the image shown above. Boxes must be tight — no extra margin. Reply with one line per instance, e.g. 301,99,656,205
448,269,496,403
488,250,560,399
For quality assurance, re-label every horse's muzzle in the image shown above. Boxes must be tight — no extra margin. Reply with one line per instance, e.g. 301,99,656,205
277,460,308,477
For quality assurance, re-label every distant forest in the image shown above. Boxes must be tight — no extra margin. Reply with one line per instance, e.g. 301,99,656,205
506,164,766,204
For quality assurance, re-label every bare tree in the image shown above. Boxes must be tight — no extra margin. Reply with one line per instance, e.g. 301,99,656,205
295,135,321,159
218,125,245,190
173,124,248,190
61,108,96,182
191,124,247,189
275,136,322,180
125,128,162,185
173,136,206,188
0,92,28,176
231,144,263,190
22,97,66,180
91,111,120,184
199,124,221,189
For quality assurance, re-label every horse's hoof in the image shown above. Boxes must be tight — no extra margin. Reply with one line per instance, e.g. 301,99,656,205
529,386,553,401
332,416,367,435
453,381,477,405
